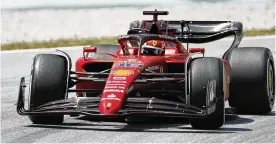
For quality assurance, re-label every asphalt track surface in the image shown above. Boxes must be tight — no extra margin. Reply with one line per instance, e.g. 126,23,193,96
1,36,275,143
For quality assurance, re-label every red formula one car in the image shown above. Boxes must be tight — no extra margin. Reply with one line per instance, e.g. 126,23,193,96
17,10,275,129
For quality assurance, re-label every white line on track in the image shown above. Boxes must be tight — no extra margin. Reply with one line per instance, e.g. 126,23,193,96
1,35,275,54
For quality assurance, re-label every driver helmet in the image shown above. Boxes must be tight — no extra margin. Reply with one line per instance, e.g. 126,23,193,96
141,40,165,56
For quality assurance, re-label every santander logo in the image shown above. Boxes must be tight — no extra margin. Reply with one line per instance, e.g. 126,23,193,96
107,94,116,98
101,93,121,101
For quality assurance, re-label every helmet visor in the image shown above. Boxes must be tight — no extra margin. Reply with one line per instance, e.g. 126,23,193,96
141,45,163,55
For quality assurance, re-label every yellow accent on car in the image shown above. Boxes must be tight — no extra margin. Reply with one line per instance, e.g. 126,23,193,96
152,40,157,46
112,70,134,76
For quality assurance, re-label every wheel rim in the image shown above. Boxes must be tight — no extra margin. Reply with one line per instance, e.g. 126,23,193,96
267,60,275,108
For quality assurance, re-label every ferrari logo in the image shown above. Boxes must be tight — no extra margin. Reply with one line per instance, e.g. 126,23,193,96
107,103,111,109
152,40,157,46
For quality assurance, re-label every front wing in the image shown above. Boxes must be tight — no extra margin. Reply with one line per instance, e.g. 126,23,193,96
17,77,217,120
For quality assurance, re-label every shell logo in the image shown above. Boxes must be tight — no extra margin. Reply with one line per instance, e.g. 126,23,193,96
112,70,134,76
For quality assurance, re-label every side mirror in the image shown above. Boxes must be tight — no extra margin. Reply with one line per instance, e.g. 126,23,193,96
83,46,97,53
189,48,205,56
83,46,97,60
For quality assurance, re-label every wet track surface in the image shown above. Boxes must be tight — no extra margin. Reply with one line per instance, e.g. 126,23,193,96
1,37,275,143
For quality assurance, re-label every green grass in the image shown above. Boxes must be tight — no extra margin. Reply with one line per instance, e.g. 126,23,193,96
244,27,275,36
1,37,118,51
1,27,275,51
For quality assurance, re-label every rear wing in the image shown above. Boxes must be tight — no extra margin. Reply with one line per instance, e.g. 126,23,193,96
128,20,243,58
128,10,243,43
163,20,243,59
146,20,243,43
127,10,244,59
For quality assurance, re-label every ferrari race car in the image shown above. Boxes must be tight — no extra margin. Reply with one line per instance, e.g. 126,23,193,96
17,10,275,129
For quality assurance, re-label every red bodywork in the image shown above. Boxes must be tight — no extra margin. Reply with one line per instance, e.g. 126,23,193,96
75,40,231,115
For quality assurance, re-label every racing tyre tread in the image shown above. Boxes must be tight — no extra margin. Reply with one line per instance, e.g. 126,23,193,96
226,47,275,114
29,54,67,124
190,57,225,129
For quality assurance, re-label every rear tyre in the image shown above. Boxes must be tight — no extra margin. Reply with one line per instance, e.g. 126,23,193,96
225,47,275,114
29,54,68,124
190,58,225,129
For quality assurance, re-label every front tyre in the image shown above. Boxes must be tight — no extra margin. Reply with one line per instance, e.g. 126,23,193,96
29,54,68,124
189,58,225,129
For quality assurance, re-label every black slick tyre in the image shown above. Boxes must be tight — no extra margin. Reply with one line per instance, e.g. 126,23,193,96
29,54,68,124
189,57,225,129
226,47,275,114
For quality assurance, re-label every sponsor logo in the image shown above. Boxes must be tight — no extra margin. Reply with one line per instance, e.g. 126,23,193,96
117,59,141,63
152,40,157,46
107,102,112,108
101,94,121,101
105,86,125,89
106,83,126,86
118,86,126,89
147,65,160,71
113,76,127,80
104,89,125,93
107,94,116,98
127,59,138,62
116,63,143,68
105,86,118,89
165,49,176,54
102,97,121,101
227,76,230,84
112,70,134,76
103,97,121,101
107,81,127,84
160,66,163,73
158,35,175,40
113,81,127,84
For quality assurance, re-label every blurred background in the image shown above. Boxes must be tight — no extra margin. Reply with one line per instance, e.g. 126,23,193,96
1,0,275,44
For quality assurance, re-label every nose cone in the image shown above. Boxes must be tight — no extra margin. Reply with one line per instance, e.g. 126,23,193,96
99,67,140,114
99,96,122,114
98,56,165,115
